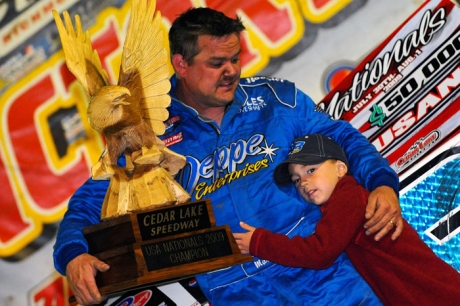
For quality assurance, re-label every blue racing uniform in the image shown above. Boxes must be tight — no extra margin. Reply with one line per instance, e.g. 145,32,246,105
54,76,398,305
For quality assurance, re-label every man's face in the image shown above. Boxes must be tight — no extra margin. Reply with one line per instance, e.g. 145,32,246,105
179,34,242,110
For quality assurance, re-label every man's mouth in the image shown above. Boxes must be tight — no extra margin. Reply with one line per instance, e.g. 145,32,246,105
220,80,234,87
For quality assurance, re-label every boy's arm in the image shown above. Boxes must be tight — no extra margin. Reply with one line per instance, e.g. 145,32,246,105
235,178,368,269
233,222,256,254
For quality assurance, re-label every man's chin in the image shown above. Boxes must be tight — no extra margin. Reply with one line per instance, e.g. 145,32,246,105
217,91,236,103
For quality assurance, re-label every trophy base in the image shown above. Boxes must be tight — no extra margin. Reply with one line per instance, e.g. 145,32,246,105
93,225,252,296
81,200,252,297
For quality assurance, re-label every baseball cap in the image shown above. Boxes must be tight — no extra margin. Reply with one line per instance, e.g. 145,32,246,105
273,134,348,186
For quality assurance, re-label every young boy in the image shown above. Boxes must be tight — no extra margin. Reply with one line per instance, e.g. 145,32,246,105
234,133,460,305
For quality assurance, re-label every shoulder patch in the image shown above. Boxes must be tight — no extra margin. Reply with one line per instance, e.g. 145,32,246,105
164,116,181,133
162,131,183,147
239,76,297,107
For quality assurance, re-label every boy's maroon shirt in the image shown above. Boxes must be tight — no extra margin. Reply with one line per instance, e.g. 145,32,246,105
250,175,460,305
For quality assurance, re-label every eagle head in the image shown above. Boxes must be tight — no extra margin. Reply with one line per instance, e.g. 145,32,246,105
87,86,132,133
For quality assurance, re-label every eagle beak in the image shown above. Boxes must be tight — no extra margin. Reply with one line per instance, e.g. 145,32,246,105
111,87,131,106
112,98,130,106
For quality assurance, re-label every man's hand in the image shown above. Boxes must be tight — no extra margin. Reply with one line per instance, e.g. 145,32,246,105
66,253,110,305
364,186,403,241
233,222,256,254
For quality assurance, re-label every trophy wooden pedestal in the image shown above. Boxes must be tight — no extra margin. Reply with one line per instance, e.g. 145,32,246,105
82,199,252,297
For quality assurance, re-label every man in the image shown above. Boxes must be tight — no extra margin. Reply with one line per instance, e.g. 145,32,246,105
54,7,402,305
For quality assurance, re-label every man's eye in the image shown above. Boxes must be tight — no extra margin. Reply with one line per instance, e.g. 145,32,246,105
210,62,223,68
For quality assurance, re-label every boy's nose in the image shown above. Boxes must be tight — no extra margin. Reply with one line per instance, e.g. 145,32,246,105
301,179,308,188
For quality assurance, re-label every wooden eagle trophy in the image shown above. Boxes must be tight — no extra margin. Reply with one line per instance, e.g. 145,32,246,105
54,0,251,298
53,0,189,220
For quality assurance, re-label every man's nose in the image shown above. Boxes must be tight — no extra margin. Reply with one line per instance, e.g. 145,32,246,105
224,61,238,75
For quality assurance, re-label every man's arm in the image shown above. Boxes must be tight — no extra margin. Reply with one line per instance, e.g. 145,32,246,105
326,128,403,240
295,89,402,240
53,177,110,304
365,186,402,241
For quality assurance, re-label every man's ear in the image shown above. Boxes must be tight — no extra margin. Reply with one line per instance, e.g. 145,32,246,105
336,160,348,178
171,54,187,77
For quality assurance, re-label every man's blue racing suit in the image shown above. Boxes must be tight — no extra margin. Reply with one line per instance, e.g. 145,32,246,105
54,76,398,305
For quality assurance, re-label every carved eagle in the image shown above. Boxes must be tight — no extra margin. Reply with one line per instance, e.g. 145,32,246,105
53,0,190,219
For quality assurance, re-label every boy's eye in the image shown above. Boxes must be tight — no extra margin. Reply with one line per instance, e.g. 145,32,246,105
292,178,300,185
307,168,315,174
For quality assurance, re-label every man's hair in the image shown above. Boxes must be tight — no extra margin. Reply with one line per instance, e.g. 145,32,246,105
169,7,245,63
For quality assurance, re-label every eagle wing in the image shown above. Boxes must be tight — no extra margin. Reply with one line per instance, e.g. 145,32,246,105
118,0,171,136
52,10,109,97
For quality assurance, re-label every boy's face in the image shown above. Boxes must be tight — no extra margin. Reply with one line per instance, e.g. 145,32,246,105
288,160,347,205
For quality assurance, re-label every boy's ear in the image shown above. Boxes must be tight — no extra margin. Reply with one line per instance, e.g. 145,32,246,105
336,161,348,178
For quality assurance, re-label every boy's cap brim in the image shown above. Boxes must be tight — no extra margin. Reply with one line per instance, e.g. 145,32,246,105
273,134,348,186
273,156,330,186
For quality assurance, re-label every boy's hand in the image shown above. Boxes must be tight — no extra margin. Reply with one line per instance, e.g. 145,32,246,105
364,186,403,241
233,222,256,254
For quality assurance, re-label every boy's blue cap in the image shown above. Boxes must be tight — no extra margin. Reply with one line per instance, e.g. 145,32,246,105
274,134,348,186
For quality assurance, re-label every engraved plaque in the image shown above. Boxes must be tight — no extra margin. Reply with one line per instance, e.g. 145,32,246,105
82,200,252,297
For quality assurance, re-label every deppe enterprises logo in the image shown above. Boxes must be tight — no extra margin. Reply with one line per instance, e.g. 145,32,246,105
180,134,279,200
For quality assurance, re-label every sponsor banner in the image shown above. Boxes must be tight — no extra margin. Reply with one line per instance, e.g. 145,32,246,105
0,0,126,94
319,0,460,176
319,0,460,271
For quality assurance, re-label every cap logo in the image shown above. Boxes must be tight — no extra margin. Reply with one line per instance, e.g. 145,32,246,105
289,141,305,155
